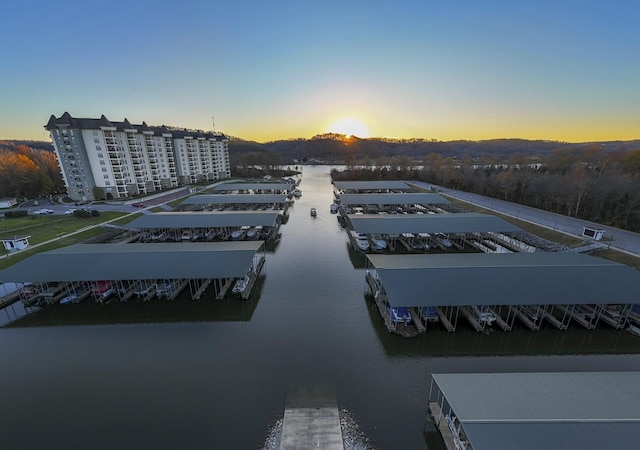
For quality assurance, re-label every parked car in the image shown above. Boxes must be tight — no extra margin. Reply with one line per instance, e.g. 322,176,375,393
64,209,76,215
33,208,54,215
132,202,145,208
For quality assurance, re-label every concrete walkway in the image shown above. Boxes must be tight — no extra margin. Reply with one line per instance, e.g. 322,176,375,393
280,385,344,450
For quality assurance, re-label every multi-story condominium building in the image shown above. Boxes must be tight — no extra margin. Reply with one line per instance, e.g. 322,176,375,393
45,112,231,201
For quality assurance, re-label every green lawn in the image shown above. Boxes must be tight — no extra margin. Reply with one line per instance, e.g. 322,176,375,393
0,212,129,261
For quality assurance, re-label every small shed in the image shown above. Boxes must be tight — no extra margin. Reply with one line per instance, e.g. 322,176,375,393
1,235,31,252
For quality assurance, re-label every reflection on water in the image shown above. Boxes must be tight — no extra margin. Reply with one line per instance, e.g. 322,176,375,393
0,166,639,450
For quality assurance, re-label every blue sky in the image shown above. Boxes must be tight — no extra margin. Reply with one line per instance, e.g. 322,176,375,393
2,0,639,142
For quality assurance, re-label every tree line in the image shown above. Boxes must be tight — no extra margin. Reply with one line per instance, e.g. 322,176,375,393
332,146,640,232
0,141,64,199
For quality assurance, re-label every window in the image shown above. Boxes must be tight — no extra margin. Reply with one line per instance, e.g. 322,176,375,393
102,168,107,172
98,153,103,158
96,145,101,151
94,138,99,143
104,174,109,180
105,181,111,186
100,161,105,165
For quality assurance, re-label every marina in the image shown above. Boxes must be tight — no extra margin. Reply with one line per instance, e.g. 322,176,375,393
0,166,639,450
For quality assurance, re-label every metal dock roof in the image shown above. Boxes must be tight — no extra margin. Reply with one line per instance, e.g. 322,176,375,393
431,372,640,450
349,213,521,234
181,194,287,205
333,180,411,191
367,252,640,307
338,193,450,205
0,242,263,282
124,211,279,229
213,182,292,192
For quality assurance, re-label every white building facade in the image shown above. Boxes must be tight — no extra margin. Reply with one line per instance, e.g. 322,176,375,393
45,113,230,201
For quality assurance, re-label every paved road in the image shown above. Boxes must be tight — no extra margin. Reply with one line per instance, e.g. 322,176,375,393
409,182,640,256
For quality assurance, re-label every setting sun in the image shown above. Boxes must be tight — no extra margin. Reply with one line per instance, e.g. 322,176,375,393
327,118,370,138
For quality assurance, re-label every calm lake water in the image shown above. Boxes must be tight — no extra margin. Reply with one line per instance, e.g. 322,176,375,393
2,165,640,449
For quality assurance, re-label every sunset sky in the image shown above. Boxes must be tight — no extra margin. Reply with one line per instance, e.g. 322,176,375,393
2,1,638,143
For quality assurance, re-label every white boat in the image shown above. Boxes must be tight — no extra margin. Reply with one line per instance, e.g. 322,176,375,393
388,306,412,324
233,277,248,294
246,227,259,239
60,294,78,305
230,229,244,240
470,305,496,325
156,280,175,298
134,281,156,297
330,203,338,213
371,235,387,251
435,232,453,248
350,231,370,251
293,189,302,198
92,281,114,301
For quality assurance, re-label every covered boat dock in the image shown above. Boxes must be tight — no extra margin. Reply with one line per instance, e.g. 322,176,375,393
333,180,412,194
123,211,281,242
428,372,640,450
213,182,293,193
0,242,266,305
348,213,523,253
365,252,640,335
337,193,450,214
179,194,288,212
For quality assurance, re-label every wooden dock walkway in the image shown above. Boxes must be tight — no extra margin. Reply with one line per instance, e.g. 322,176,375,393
459,306,484,332
192,278,213,300
215,278,234,300
167,280,189,301
428,402,457,450
599,307,627,329
280,385,344,450
555,305,596,329
242,255,265,300
543,308,567,330
0,290,21,309
491,307,512,331
410,307,426,333
511,306,540,330
436,307,456,332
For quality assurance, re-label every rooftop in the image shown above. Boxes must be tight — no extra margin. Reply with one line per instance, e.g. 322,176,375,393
349,213,521,234
181,194,287,205
367,252,640,307
431,371,640,450
213,183,293,192
338,193,450,206
0,242,263,282
333,180,412,191
124,211,279,229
